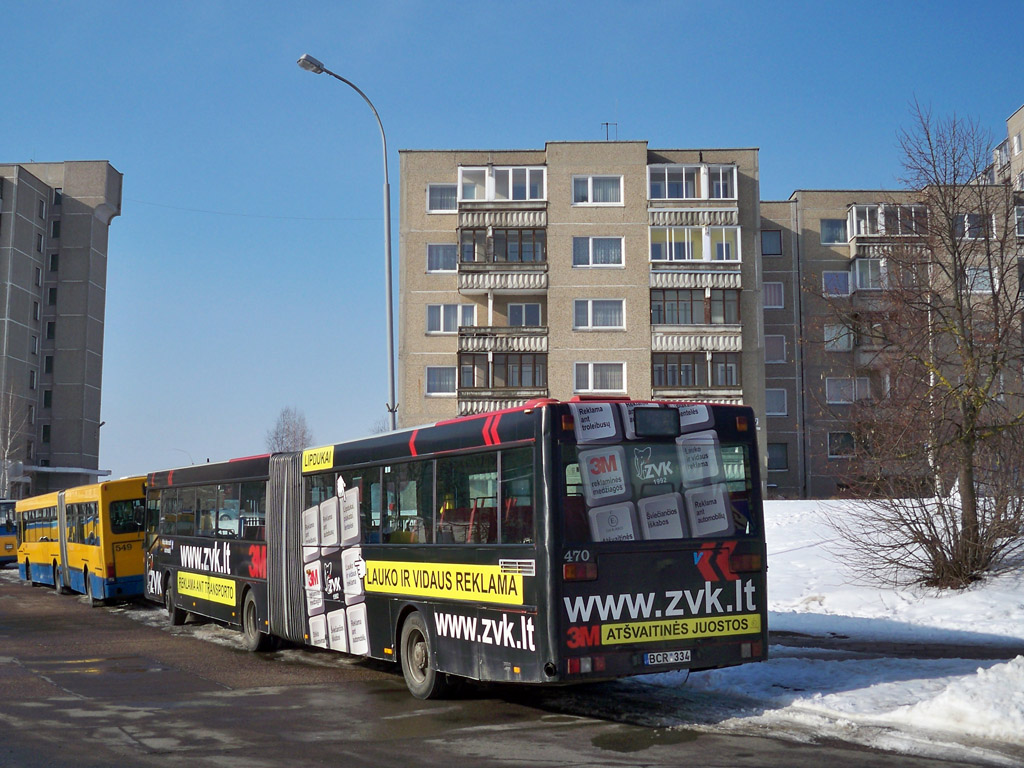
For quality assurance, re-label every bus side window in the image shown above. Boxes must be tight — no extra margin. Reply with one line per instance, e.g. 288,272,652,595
177,488,196,536
500,446,534,545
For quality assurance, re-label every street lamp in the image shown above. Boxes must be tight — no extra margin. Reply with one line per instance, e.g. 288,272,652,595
297,53,398,431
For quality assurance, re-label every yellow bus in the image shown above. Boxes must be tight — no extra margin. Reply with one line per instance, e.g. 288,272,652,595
0,500,17,567
17,477,147,602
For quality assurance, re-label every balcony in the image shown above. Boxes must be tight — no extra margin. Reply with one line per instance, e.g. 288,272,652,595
650,387,744,405
458,388,548,416
649,268,740,289
458,326,548,353
458,261,548,295
651,325,741,353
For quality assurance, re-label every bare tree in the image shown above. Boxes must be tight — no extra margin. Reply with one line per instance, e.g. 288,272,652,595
822,102,1024,588
369,415,389,435
0,387,30,498
265,407,315,453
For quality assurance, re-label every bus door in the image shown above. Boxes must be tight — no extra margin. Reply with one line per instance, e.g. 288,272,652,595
55,491,71,591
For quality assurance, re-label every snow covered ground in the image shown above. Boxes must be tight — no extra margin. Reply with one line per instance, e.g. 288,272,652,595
635,500,1024,766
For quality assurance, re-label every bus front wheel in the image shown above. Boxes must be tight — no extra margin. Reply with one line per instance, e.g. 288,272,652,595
53,564,69,594
165,574,186,626
241,591,271,652
400,612,450,700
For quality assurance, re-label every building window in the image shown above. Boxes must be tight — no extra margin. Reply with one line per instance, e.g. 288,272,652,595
1014,133,1022,155
47,287,57,306
426,244,457,272
711,353,741,387
459,354,487,389
508,303,542,327
826,377,870,404
42,425,51,444
824,324,854,351
854,259,883,291
43,390,52,408
965,266,994,294
573,236,623,267
29,370,36,390
44,356,53,374
765,335,786,363
763,282,784,309
828,432,855,458
1015,205,1023,237
427,183,457,212
823,271,851,296
881,204,927,235
709,289,740,324
426,304,475,334
767,443,789,471
850,205,879,236
708,165,736,199
28,405,36,425
46,322,55,340
425,366,457,395
34,267,42,287
51,221,60,239
31,336,38,355
38,199,46,219
764,389,787,416
820,219,848,245
53,188,62,206
651,289,702,325
33,302,40,321
573,299,624,330
48,253,59,271
711,227,739,260
652,353,707,388
648,165,700,199
494,353,546,388
572,175,622,205
574,362,625,393
493,229,546,262
460,229,486,262
36,233,43,252
956,213,993,239
650,227,700,261
458,166,546,202
761,229,782,256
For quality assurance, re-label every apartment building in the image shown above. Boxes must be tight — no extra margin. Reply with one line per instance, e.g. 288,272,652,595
0,161,122,497
397,142,765,462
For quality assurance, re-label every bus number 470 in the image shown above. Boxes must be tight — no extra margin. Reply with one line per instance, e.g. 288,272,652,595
566,624,600,649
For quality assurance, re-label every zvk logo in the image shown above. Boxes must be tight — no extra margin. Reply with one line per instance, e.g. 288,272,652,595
634,447,673,480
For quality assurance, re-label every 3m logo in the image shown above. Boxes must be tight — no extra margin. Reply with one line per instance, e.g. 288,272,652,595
588,454,618,475
694,541,738,581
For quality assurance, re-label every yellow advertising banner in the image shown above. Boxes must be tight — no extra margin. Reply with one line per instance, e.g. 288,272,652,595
177,570,236,606
363,560,524,606
302,445,335,473
601,613,761,645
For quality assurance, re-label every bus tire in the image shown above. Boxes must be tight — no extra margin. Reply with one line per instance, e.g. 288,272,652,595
84,568,102,606
165,574,187,626
241,591,271,652
53,563,70,594
26,559,38,586
400,611,450,700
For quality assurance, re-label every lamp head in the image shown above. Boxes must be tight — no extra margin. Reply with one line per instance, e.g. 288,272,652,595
297,54,325,74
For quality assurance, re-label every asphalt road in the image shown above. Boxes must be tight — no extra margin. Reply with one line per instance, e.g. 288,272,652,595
0,570,998,768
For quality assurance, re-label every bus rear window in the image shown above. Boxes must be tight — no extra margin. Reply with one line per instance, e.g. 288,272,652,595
561,439,756,543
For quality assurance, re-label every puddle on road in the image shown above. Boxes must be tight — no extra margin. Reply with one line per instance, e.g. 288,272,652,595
592,725,699,753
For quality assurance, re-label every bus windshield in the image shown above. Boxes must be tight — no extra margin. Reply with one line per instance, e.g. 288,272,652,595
560,436,758,543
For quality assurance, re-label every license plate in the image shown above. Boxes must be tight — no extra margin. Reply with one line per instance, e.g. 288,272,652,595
644,649,691,665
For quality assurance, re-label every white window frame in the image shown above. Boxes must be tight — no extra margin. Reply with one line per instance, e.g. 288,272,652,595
508,303,542,327
708,165,737,200
426,304,475,334
820,218,848,245
822,270,851,296
426,183,457,213
573,236,624,267
828,431,855,458
958,212,995,240
648,164,701,200
1015,205,1024,238
649,226,741,263
425,366,457,396
881,204,927,236
458,166,547,202
824,324,854,352
764,335,786,363
426,243,457,273
764,389,787,416
573,362,626,394
965,265,995,294
572,174,623,206
850,205,879,237
854,258,884,291
825,376,870,404
573,299,625,330
763,282,784,309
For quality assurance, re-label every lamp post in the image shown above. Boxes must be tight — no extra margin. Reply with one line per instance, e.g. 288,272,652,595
297,53,398,431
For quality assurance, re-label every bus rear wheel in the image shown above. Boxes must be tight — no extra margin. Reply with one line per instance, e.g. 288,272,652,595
241,591,271,652
165,574,186,626
53,563,69,594
400,611,450,700
84,568,102,606
26,559,37,586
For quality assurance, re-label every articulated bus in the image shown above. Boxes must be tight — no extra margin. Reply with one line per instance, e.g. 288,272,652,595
144,398,767,698
1,500,16,567
17,477,147,602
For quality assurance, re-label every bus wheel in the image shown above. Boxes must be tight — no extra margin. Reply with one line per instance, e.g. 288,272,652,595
165,575,186,626
400,612,449,699
53,564,69,594
241,591,271,652
26,559,37,586
84,568,101,606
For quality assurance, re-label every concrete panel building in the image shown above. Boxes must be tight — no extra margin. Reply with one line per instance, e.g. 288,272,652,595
0,161,122,497
398,141,765,464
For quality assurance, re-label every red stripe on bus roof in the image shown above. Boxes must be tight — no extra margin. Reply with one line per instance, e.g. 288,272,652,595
408,429,420,457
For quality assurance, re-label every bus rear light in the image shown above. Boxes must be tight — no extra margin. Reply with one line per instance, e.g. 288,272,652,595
728,552,762,573
563,562,597,581
106,564,115,581
561,415,575,432
567,656,606,675
736,415,749,432
741,641,763,659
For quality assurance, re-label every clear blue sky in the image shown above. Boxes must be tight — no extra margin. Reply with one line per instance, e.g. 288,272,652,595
4,1,1021,479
